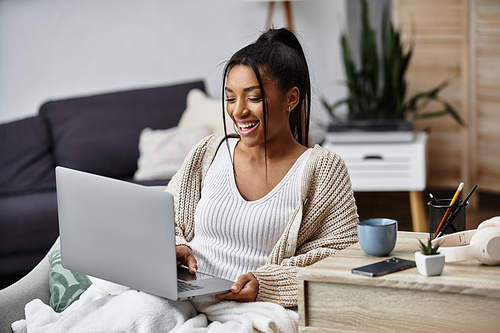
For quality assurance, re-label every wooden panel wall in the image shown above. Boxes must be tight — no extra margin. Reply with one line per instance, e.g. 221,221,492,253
392,0,469,190
471,0,500,193
392,0,500,198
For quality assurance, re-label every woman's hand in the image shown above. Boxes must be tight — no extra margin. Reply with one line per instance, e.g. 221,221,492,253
176,245,197,274
213,273,258,302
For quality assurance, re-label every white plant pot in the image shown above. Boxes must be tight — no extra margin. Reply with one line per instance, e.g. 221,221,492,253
414,251,445,276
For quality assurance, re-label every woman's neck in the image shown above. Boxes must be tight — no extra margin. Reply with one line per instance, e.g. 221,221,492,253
237,132,307,164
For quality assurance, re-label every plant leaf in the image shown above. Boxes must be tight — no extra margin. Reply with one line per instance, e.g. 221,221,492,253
413,110,449,119
321,97,350,119
440,99,466,127
341,35,356,85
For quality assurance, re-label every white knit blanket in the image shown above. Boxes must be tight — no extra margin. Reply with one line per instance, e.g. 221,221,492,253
12,285,298,333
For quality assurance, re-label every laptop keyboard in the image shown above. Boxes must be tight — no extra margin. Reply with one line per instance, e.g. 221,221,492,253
177,279,204,292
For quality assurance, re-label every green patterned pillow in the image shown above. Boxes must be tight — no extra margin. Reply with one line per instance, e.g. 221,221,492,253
48,249,92,313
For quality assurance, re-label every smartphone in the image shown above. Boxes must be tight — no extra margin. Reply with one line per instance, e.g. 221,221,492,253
351,257,416,277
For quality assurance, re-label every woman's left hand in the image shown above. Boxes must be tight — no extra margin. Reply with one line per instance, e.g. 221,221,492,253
213,273,258,302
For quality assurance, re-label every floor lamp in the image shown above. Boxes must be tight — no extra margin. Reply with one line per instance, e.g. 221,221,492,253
266,1,296,32
249,0,299,32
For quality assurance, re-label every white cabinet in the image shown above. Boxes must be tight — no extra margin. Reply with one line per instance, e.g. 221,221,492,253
323,133,428,191
322,132,428,231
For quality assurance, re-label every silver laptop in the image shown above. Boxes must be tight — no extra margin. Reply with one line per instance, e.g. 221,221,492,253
56,166,233,300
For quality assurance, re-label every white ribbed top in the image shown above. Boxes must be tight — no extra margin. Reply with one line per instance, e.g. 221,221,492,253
189,138,311,281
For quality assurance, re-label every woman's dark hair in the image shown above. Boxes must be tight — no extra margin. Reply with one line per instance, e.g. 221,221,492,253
222,28,311,147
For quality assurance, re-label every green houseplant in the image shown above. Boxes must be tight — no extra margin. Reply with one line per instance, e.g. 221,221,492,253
415,237,445,276
418,238,441,255
322,0,464,129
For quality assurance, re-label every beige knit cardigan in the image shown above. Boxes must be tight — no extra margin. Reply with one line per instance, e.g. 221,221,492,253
166,134,359,307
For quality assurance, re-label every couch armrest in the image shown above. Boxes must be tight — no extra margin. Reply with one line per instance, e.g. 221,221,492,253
0,237,60,332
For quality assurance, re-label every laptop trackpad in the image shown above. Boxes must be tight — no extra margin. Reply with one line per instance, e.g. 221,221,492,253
176,266,233,299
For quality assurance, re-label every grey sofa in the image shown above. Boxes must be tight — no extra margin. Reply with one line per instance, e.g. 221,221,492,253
0,80,208,332
0,80,205,279
0,238,60,332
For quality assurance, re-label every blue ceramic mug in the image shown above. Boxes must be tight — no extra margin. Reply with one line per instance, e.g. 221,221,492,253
357,218,398,256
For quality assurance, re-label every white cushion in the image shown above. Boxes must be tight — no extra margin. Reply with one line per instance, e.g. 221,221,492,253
134,126,210,181
178,89,236,135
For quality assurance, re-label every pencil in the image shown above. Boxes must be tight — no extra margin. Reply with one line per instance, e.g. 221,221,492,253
429,193,440,206
434,182,464,238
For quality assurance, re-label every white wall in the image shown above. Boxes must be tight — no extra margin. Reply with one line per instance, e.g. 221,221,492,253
0,0,346,127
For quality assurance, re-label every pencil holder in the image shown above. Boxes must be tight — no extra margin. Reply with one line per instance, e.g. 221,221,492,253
428,199,467,238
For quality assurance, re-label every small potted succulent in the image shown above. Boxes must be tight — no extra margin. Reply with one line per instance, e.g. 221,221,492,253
415,238,445,276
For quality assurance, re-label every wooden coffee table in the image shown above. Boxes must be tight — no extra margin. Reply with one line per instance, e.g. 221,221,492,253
297,232,500,332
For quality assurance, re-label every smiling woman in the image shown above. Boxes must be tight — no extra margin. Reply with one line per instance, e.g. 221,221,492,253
170,28,359,308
